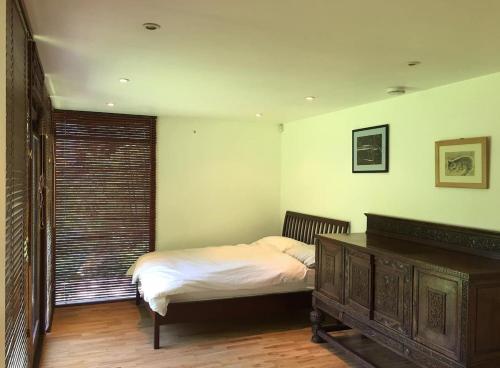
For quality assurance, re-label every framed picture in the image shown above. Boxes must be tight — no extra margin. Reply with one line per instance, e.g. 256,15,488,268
435,137,489,189
352,124,389,173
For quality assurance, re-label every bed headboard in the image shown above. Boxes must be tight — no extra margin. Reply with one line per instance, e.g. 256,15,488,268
282,211,349,245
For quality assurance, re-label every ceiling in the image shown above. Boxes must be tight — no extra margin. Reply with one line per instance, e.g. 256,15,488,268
25,0,500,123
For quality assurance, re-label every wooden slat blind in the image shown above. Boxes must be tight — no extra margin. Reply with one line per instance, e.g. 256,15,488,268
54,111,156,305
5,0,30,366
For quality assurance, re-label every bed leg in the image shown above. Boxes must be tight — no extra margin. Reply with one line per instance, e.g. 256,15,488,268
153,313,160,349
135,284,141,306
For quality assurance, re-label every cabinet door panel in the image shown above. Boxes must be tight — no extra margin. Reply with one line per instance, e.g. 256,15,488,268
414,269,462,361
373,257,412,336
471,284,500,365
317,241,344,303
345,249,372,318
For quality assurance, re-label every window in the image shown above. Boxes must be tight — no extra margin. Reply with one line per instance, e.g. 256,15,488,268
54,111,156,305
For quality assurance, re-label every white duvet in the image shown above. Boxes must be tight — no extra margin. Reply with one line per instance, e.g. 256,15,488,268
129,237,311,316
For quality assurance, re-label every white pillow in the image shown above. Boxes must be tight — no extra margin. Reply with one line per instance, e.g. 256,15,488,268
255,236,316,267
255,236,309,252
284,242,315,268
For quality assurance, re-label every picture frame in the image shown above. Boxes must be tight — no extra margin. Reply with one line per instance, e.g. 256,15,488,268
435,137,489,189
352,124,389,173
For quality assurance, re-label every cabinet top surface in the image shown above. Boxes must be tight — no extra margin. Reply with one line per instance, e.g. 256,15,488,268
318,233,500,278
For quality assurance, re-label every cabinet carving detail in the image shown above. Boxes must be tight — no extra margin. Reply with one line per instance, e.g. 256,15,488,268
375,273,399,317
324,255,335,285
351,263,369,306
402,274,412,335
427,289,447,335
415,264,467,280
374,257,412,335
460,281,469,362
319,244,343,303
367,214,500,259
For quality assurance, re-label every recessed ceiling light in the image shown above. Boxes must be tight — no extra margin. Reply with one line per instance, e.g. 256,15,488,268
256,113,263,118
119,78,130,83
106,102,115,107
305,96,316,101
143,22,161,31
408,61,421,67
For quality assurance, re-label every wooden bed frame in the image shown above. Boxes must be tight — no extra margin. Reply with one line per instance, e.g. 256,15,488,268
136,210,349,349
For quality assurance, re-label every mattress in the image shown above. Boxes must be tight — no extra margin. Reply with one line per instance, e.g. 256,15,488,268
140,268,315,304
131,236,317,315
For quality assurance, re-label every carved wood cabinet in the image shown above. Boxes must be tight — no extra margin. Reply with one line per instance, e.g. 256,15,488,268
312,214,500,368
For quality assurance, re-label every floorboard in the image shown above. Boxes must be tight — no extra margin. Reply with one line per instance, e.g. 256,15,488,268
40,301,418,368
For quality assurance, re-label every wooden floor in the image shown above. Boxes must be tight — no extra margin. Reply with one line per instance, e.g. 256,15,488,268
40,301,418,368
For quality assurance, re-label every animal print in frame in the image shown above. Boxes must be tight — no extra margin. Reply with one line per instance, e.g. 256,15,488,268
435,136,489,189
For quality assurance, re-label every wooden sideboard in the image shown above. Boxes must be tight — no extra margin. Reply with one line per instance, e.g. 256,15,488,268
312,214,500,368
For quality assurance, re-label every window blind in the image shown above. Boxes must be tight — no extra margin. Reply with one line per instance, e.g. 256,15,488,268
5,0,30,366
54,111,156,305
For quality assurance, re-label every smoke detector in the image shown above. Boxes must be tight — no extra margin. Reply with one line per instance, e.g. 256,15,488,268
143,23,161,31
386,87,406,96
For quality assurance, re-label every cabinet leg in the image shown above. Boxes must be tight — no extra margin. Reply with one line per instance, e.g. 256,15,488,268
310,309,325,343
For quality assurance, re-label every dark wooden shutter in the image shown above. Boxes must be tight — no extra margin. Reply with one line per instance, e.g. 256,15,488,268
44,122,55,329
5,0,30,366
37,82,54,331
43,122,55,329
53,111,156,305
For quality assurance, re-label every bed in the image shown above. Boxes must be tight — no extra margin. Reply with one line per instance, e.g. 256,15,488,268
132,211,349,349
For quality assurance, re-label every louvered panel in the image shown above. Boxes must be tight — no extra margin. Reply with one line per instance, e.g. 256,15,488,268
5,0,29,366
54,110,156,305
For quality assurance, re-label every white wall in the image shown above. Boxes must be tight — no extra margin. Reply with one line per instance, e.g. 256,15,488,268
156,117,282,249
281,72,500,233
156,73,500,249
